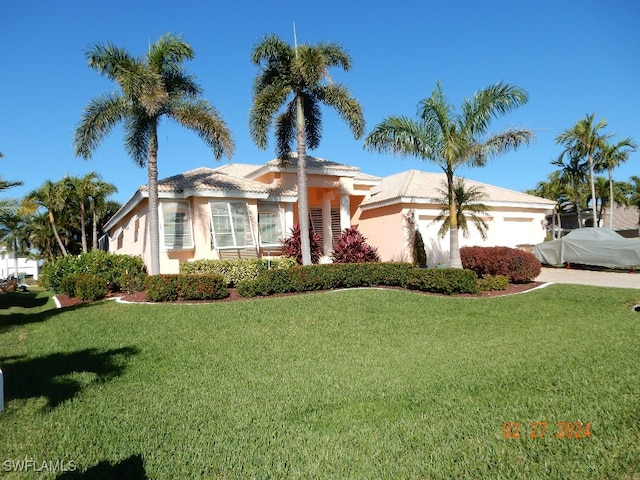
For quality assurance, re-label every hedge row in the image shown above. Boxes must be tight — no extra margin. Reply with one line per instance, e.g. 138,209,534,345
144,274,228,302
59,273,109,301
180,258,297,287
460,246,541,283
236,263,479,297
40,250,147,293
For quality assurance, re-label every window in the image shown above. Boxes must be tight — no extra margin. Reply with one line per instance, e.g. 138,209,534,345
209,201,255,248
258,205,284,245
160,202,194,250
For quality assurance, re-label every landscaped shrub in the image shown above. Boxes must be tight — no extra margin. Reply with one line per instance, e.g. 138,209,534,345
413,229,427,266
404,268,479,295
477,274,509,292
236,262,478,297
181,257,296,287
282,224,323,264
460,246,541,283
59,273,108,301
331,227,381,263
144,274,228,302
40,251,147,293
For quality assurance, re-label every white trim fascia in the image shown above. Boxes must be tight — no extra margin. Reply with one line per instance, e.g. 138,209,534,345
181,188,270,199
103,190,144,232
360,196,556,212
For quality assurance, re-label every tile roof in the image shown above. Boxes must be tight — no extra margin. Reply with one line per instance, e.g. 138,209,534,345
361,169,557,208
609,203,639,231
140,167,296,197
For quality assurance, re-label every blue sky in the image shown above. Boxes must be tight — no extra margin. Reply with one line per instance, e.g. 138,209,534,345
1,0,638,205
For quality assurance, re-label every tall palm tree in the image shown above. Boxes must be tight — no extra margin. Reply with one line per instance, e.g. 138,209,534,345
26,180,69,256
433,178,491,240
364,81,533,267
595,138,637,228
74,33,234,274
249,33,365,265
555,113,610,228
66,172,95,253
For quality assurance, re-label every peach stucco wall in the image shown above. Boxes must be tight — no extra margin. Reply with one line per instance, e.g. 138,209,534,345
355,204,408,262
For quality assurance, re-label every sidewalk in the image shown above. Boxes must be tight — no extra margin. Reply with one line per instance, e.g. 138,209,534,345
535,266,640,289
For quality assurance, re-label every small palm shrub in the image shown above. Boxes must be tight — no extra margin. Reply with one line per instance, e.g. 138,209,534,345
460,246,541,283
282,224,323,265
331,227,380,263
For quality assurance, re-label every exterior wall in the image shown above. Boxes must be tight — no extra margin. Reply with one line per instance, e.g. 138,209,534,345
355,204,408,262
108,201,151,269
357,203,549,266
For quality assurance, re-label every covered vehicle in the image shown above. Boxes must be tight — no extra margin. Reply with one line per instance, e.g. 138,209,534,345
533,227,640,268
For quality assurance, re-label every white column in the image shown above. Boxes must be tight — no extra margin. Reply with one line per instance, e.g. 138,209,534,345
340,193,351,231
284,203,294,235
322,196,333,255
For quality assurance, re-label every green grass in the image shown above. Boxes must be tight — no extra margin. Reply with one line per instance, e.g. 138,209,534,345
1,285,639,479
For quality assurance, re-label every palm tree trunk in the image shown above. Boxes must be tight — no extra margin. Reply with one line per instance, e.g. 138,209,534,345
49,212,67,256
148,124,161,275
80,202,88,253
92,211,98,250
447,170,462,268
296,95,312,266
588,153,598,227
608,168,614,229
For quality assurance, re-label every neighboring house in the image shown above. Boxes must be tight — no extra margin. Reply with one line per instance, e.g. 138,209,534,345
0,249,39,280
546,203,639,238
102,156,555,273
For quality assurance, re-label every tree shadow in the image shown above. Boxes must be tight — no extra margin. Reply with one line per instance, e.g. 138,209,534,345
55,454,149,480
0,291,49,309
0,346,139,409
0,298,98,334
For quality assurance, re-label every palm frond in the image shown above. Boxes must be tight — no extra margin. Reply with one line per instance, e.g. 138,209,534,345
170,99,235,160
313,83,364,139
74,93,130,159
249,83,291,149
301,93,322,150
274,105,296,161
463,82,529,135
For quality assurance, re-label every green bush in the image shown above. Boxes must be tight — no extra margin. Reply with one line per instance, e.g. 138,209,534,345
404,268,479,295
59,273,108,301
477,274,509,291
236,262,478,297
40,251,147,293
145,274,228,302
181,257,296,287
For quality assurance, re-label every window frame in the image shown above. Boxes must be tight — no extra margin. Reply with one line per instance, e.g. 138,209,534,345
209,201,256,250
159,201,195,251
257,204,284,247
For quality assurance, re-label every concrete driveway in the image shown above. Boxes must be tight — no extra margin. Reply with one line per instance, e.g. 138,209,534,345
535,266,640,289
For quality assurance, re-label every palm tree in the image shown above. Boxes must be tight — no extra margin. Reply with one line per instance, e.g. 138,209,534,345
249,33,365,265
525,177,569,239
433,178,491,240
66,172,95,253
88,179,118,250
364,81,533,267
555,113,611,228
595,138,637,228
550,150,590,228
74,33,234,274
26,180,69,256
0,208,31,279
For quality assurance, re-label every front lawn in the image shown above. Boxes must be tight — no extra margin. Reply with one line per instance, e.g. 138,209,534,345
1,285,639,478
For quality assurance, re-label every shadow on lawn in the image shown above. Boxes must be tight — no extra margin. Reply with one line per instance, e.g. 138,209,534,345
56,454,148,480
0,346,139,409
0,294,97,334
0,291,49,309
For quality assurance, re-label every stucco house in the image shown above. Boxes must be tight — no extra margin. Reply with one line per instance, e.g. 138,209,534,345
102,155,555,272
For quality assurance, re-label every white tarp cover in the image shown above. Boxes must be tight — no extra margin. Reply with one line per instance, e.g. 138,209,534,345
533,227,640,268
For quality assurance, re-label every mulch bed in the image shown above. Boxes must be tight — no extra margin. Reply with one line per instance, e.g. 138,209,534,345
53,282,544,308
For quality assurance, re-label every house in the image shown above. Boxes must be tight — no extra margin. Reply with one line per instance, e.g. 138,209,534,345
0,249,39,280
102,156,555,272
